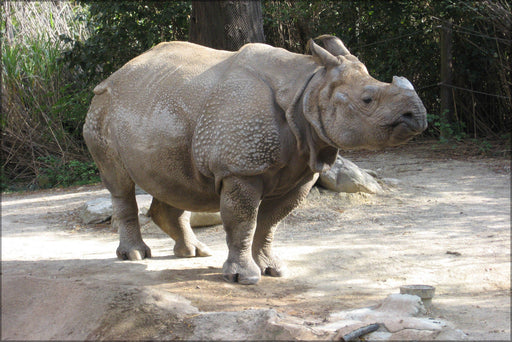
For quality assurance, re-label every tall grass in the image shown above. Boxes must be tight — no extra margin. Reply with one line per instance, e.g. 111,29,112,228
1,2,97,189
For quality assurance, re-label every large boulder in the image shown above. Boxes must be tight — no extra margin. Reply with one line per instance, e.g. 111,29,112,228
318,155,383,194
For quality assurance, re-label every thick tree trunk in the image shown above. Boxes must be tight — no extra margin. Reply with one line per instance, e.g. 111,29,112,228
189,0,265,51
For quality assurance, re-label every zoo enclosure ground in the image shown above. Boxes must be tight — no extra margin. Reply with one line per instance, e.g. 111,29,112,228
1,139,510,340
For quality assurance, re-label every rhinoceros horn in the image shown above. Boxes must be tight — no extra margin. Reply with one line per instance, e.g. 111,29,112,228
315,35,350,56
392,76,415,90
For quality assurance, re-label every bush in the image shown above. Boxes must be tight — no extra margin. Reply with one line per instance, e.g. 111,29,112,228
62,1,191,86
2,1,510,191
1,2,91,189
36,156,100,189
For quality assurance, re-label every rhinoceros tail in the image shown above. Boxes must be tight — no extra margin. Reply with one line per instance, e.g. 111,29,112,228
93,80,112,95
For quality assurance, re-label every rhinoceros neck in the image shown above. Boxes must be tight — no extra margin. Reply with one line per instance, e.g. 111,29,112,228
236,44,320,110
234,44,338,172
283,67,338,173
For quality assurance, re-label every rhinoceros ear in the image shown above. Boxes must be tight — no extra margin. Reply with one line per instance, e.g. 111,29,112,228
315,35,350,56
307,38,340,68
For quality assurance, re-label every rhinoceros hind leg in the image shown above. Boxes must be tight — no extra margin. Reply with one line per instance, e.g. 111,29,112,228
97,164,151,260
253,173,318,277
83,103,151,260
148,198,212,257
111,188,152,261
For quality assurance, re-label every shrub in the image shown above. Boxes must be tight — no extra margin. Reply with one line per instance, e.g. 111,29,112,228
1,2,91,189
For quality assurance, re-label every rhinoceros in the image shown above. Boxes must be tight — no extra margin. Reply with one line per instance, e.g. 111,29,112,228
83,35,427,284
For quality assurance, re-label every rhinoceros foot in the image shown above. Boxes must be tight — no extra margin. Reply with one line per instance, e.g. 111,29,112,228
222,258,261,285
174,239,212,258
254,250,287,277
116,242,152,260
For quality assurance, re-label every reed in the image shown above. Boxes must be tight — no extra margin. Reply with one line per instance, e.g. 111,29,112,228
1,1,92,189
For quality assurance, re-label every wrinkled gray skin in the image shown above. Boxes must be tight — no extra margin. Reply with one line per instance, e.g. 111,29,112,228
83,35,427,284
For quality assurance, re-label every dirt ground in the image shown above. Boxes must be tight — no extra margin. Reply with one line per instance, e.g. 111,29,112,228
1,140,510,340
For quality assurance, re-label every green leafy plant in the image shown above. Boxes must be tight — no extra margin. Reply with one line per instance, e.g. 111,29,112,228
37,156,100,188
2,2,91,188
427,111,467,143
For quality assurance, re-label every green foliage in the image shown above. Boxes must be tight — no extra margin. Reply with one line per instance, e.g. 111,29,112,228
37,156,100,189
474,139,493,154
263,0,511,140
1,2,91,189
2,1,190,191
3,1,510,191
62,1,191,85
427,111,467,143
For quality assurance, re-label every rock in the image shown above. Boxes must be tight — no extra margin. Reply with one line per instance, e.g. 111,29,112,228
307,186,322,200
136,194,153,215
390,328,439,340
79,198,112,224
434,328,468,340
382,178,401,186
318,156,383,194
190,309,328,340
365,331,393,340
137,288,199,318
81,195,222,228
190,212,222,227
376,293,426,316
322,294,454,340
380,316,445,333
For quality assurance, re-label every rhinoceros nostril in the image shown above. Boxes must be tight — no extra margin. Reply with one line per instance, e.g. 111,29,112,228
402,112,414,120
400,112,417,127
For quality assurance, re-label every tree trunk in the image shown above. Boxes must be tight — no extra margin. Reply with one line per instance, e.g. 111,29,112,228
440,19,455,139
189,0,265,51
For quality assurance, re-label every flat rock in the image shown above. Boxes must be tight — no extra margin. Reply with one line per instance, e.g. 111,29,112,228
318,156,383,194
376,293,426,316
137,288,199,318
80,196,222,228
190,309,328,340
79,198,112,224
324,294,449,339
190,212,222,227
434,328,468,340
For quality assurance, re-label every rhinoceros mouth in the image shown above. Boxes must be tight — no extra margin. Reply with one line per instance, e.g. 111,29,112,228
389,123,417,144
391,109,427,131
387,112,426,145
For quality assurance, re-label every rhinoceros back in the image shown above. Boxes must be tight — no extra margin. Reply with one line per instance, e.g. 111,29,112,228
85,41,309,197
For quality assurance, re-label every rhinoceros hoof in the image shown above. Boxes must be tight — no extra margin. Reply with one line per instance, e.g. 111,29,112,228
262,264,287,277
174,239,212,258
222,259,261,285
254,252,287,277
116,243,152,260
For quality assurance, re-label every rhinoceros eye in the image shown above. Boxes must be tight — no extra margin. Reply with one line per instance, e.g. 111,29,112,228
362,97,372,104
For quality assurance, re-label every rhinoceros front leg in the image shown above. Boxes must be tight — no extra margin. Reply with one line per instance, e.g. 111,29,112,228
220,176,263,285
148,198,212,257
253,173,318,277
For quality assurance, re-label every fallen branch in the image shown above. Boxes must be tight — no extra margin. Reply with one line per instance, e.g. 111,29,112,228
336,323,380,342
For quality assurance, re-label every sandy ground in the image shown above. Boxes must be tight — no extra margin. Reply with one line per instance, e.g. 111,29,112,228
1,141,510,340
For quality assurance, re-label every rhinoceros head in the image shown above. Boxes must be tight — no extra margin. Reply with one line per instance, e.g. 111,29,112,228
304,35,427,150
